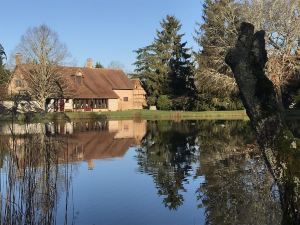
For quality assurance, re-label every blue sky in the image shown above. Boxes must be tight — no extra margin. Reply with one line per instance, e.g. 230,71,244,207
0,0,203,72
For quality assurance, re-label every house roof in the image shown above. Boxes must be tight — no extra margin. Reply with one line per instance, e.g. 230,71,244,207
14,65,134,99
131,78,141,86
131,78,147,94
59,67,134,99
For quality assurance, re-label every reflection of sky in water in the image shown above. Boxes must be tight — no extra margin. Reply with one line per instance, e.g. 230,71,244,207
56,148,205,225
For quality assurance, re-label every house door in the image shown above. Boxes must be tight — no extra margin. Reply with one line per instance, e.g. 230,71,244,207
84,99,92,111
59,99,65,112
54,100,59,112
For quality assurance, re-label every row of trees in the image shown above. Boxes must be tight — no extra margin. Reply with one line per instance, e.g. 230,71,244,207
134,0,300,110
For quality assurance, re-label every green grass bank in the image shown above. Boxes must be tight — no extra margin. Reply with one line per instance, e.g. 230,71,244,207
0,110,249,123
66,109,249,121
2,109,300,123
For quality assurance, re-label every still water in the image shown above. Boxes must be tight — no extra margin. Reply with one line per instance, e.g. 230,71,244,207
0,120,283,225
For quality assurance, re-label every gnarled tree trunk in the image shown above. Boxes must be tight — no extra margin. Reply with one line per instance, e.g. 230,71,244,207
225,22,300,225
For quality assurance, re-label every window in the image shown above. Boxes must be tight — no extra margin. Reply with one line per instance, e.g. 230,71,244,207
73,99,82,109
15,79,22,87
75,76,82,85
123,97,128,102
74,99,108,109
73,72,83,85
94,99,108,109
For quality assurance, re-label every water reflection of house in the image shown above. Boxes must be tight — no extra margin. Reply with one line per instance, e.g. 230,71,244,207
48,120,147,169
0,123,45,135
0,120,147,170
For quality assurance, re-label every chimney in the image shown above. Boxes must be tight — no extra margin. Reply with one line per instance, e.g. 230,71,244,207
15,53,22,66
86,58,93,68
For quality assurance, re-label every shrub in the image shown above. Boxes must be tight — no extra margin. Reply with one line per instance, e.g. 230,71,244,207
172,96,190,111
211,97,244,110
147,96,156,106
157,95,172,110
292,90,300,109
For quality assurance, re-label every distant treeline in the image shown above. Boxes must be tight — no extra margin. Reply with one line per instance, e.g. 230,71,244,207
133,0,300,111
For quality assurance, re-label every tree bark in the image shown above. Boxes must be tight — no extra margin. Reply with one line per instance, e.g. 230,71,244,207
225,22,300,225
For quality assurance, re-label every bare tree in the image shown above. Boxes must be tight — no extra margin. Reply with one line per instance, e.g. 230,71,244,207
242,0,300,107
226,22,300,225
108,60,124,70
15,24,71,111
195,0,300,108
194,69,237,98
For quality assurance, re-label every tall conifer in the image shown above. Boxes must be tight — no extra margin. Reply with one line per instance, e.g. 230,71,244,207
134,15,195,107
194,0,241,109
195,0,239,75
0,44,10,99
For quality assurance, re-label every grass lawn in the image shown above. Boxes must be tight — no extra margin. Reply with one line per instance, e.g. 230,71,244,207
64,109,249,121
0,109,249,123
5,109,300,122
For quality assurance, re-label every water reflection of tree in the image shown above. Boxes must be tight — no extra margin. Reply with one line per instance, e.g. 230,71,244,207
197,121,282,225
136,121,200,210
136,120,282,224
0,126,74,225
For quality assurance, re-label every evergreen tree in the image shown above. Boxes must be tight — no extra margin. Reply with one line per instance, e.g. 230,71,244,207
95,61,103,68
134,15,195,108
134,44,163,101
0,44,6,66
0,44,10,100
194,0,241,110
195,0,239,76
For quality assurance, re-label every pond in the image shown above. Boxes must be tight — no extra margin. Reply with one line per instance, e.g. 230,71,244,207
0,119,287,225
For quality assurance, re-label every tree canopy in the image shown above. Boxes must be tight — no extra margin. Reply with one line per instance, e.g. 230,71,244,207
0,44,6,66
0,44,10,100
193,0,241,110
16,24,69,65
193,0,300,109
134,15,195,110
95,61,103,68
108,61,124,70
15,24,72,110
241,0,300,108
